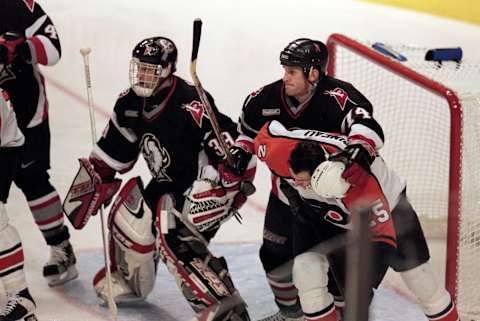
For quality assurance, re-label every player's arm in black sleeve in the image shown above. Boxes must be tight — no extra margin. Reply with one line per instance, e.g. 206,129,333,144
340,84,384,154
20,1,61,66
91,96,140,176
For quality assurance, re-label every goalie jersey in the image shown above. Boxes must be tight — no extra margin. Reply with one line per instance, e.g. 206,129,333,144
254,120,404,248
93,76,238,197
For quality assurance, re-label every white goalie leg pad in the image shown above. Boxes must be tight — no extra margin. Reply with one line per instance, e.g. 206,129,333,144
93,267,145,304
0,202,27,292
400,262,452,316
292,250,333,315
107,177,157,300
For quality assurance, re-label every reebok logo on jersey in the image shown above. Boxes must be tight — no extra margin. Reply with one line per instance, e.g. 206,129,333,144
182,100,205,127
262,108,281,116
324,88,350,110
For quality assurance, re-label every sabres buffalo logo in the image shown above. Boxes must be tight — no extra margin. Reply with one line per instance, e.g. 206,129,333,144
140,134,172,182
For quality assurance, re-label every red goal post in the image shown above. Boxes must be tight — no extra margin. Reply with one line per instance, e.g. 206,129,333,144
326,33,479,319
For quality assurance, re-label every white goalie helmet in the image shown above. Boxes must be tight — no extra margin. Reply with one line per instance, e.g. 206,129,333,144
310,160,351,199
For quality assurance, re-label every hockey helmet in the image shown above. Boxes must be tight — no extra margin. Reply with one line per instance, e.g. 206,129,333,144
280,38,328,78
129,36,177,97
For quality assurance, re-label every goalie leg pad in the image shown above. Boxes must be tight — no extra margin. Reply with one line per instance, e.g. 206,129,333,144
157,204,240,313
93,177,157,302
0,202,27,292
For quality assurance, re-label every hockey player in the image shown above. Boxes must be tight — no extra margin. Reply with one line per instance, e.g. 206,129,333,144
63,36,255,321
0,0,77,287
253,120,460,321
226,38,384,321
0,88,38,321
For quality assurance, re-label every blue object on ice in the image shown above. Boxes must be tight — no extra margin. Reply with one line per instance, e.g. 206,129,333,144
372,42,407,62
425,47,462,62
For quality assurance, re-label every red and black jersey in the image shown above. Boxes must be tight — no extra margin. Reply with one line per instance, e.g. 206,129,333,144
0,0,61,129
93,76,240,196
238,76,384,153
254,121,403,248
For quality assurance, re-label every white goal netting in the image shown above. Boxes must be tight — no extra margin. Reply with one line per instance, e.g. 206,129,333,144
326,34,480,320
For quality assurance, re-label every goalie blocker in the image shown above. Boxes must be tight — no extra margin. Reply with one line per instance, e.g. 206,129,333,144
63,158,121,229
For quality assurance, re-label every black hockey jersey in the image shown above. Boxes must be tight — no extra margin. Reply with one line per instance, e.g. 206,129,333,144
0,0,61,129
94,76,238,196
239,76,384,151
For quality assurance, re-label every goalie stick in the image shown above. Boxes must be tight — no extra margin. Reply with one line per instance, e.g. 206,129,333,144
190,18,234,166
190,19,255,197
80,47,118,321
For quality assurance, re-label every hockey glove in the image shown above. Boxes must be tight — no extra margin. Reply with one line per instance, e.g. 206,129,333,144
0,32,31,65
183,165,249,232
63,158,121,229
221,145,253,178
330,144,373,187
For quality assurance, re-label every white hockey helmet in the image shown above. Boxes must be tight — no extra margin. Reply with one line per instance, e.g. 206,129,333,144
310,160,350,199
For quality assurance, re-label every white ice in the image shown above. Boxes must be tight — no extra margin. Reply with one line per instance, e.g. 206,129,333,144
3,0,480,320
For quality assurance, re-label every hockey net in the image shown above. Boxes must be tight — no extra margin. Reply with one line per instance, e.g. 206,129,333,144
326,33,480,320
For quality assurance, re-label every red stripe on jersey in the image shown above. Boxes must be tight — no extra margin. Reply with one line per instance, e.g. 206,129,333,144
22,0,35,12
0,248,24,271
29,36,48,65
35,212,63,226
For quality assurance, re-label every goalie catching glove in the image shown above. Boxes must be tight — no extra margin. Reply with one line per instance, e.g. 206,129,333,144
182,165,248,232
63,158,121,229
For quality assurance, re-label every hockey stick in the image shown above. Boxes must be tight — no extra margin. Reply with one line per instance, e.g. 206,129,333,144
80,48,118,321
190,19,255,197
190,18,234,166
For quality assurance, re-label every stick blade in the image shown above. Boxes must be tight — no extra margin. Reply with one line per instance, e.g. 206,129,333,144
191,18,203,62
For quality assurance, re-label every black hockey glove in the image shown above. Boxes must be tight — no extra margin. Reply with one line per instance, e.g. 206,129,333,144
0,31,31,65
330,144,374,187
227,145,253,177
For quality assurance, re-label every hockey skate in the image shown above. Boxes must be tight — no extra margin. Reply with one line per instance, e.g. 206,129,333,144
43,240,78,286
0,288,37,321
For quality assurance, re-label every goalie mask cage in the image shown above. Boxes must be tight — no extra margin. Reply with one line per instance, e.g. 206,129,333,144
326,34,480,320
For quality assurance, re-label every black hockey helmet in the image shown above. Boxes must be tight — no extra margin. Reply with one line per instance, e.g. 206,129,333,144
130,36,177,97
132,36,177,71
280,38,328,78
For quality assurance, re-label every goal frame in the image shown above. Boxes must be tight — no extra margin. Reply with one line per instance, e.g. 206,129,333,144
325,33,462,302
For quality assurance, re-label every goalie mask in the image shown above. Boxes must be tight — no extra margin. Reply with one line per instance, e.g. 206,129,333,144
129,36,178,97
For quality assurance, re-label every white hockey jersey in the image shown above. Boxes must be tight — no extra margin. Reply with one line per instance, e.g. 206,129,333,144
0,89,24,148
